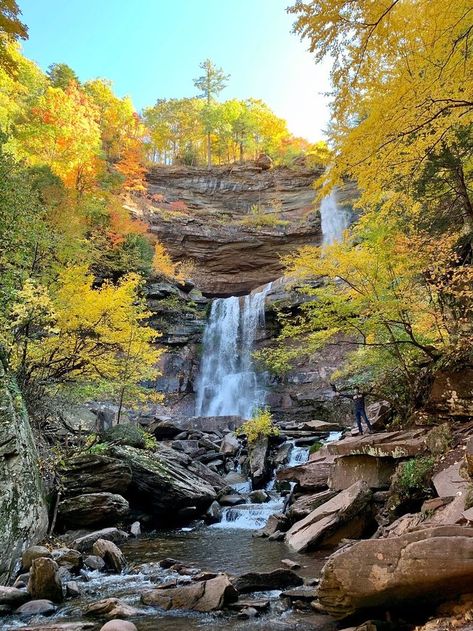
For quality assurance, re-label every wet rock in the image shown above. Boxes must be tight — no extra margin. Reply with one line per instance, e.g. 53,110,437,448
281,586,317,602
16,598,56,616
220,494,245,506
220,432,240,456
58,492,129,529
65,581,81,598
92,539,126,573
281,559,301,570
20,624,95,631
329,455,396,491
285,480,372,553
51,548,82,571
109,445,216,520
59,454,132,497
83,555,106,571
287,490,338,522
100,622,138,631
130,521,141,537
229,598,270,612
249,436,270,488
22,546,52,570
238,606,258,618
278,448,335,491
205,501,222,524
261,513,289,537
317,525,473,619
70,527,129,553
28,557,64,602
0,586,30,607
142,573,238,612
249,489,270,503
85,597,142,618
274,442,293,466
232,568,303,593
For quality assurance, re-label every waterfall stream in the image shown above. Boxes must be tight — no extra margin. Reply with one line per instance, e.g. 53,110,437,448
195,282,272,418
320,189,350,245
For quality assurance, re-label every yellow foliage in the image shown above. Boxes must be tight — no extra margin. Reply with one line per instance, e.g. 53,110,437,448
152,240,182,280
237,408,280,446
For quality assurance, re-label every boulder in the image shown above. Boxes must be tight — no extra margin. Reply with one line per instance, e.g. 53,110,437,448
285,481,372,553
220,432,240,456
287,490,338,522
28,557,64,602
85,597,142,618
261,513,289,537
232,569,303,593
142,573,238,612
109,445,216,520
0,365,48,584
432,461,467,498
426,369,473,417
274,442,293,466
130,521,141,537
0,586,30,607
102,424,147,448
278,448,335,491
329,456,396,491
59,454,132,497
51,548,83,571
317,526,473,619
84,555,106,571
22,546,52,570
326,430,430,459
58,492,129,529
92,539,126,573
249,489,270,503
219,494,245,506
205,501,222,524
71,527,129,553
255,154,273,170
248,436,270,488
15,599,56,616
100,623,138,631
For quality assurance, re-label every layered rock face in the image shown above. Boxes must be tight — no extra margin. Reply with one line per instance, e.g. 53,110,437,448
132,164,326,296
0,364,48,583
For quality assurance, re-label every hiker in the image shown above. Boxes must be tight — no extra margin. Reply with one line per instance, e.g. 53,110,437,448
331,384,373,435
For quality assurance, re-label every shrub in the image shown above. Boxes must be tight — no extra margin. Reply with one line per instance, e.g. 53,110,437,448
237,408,280,446
395,456,435,497
240,203,289,229
309,441,323,454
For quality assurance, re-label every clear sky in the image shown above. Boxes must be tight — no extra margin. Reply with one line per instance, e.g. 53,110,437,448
18,0,332,142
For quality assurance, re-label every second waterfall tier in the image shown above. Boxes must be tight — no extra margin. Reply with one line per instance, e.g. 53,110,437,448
195,283,272,418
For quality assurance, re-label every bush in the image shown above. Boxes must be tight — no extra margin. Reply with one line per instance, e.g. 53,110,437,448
309,441,323,454
240,204,289,229
237,408,280,446
395,456,435,497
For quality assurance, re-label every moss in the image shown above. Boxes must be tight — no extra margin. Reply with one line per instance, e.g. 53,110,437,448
393,456,435,497
309,441,323,454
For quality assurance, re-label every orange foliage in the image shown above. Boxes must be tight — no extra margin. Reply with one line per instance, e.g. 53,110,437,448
116,141,147,191
152,240,180,279
107,205,148,248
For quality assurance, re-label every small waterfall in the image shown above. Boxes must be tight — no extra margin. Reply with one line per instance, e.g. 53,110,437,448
287,444,310,467
320,189,350,245
195,283,272,418
213,499,285,530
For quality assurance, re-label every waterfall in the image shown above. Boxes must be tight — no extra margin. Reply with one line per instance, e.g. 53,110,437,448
195,283,272,418
320,189,350,245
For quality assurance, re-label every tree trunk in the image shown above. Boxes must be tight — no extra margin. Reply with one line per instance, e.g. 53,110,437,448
207,132,211,167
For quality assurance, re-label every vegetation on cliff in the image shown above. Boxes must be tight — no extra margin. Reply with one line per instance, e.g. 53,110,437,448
261,0,473,418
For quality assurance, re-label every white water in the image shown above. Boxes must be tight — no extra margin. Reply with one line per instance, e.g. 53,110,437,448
321,189,350,245
195,283,272,418
213,499,285,530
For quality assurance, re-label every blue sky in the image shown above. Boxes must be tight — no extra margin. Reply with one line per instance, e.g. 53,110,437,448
18,0,332,141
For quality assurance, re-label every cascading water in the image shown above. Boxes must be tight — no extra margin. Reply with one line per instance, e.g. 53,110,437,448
320,189,350,245
195,282,272,418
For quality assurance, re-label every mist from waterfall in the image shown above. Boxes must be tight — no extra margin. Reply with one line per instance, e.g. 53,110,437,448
321,189,350,245
195,283,272,418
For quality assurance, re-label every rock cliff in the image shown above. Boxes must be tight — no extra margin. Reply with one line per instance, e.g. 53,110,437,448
0,363,49,583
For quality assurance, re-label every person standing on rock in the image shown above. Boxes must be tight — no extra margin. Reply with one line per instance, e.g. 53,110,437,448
331,384,374,435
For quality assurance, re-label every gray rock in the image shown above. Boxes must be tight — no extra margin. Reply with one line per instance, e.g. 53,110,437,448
249,436,270,488
232,569,303,593
220,433,240,456
15,598,56,616
22,546,52,570
65,580,81,598
71,527,129,553
100,622,138,631
51,548,83,571
58,492,129,529
130,521,141,537
59,454,132,497
205,501,222,524
84,555,106,571
0,364,48,584
0,586,30,607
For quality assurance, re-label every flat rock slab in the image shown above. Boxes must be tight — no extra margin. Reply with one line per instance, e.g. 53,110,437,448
326,430,429,459
232,569,303,593
432,461,468,497
329,455,396,491
278,448,336,491
285,481,372,553
317,525,473,619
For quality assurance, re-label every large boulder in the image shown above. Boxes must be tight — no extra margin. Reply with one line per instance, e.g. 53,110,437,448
141,573,237,612
277,448,335,491
426,368,473,417
59,454,132,497
286,490,338,522
92,539,126,573
28,557,64,602
248,437,270,488
100,622,137,631
70,527,129,553
329,456,396,491
232,569,303,593
317,526,473,619
109,444,216,520
58,493,129,529
22,545,52,570
325,430,430,459
285,480,372,553
0,586,30,608
0,365,48,584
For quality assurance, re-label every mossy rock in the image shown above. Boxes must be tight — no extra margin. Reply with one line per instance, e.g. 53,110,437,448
102,424,146,449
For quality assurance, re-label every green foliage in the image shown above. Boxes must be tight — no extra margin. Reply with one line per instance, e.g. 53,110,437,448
240,203,289,229
395,457,435,497
309,440,323,454
237,408,280,445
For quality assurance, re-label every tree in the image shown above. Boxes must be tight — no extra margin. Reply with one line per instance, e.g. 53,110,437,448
193,59,230,166
47,62,79,89
0,0,28,75
9,266,162,407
